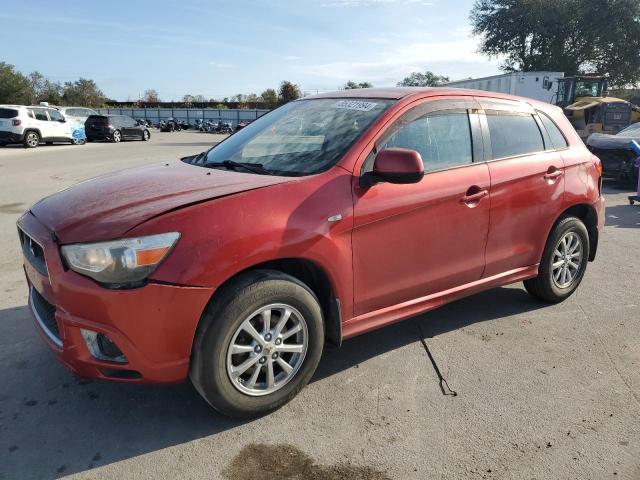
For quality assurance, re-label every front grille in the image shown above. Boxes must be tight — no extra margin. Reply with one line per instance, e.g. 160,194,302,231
30,287,62,347
18,227,47,276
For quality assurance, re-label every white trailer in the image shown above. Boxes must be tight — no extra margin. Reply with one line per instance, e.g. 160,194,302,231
446,71,564,103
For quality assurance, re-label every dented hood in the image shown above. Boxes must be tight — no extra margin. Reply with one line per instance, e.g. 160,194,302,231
30,160,293,243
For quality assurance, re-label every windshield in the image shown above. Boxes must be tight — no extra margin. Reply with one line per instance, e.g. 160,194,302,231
618,122,640,137
200,98,393,176
575,80,602,98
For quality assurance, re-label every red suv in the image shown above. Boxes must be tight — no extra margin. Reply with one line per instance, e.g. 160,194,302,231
18,88,604,417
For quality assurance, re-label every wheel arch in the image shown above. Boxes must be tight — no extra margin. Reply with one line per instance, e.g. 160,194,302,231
195,257,342,349
552,203,599,261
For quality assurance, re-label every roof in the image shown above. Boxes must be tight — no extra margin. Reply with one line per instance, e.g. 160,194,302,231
303,86,539,103
304,87,442,100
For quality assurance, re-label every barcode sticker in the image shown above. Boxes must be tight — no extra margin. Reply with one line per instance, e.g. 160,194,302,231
333,100,379,112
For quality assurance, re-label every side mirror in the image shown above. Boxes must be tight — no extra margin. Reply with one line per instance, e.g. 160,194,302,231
362,148,424,187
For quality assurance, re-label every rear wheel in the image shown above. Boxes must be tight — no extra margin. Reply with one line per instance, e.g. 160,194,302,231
524,216,589,303
23,131,40,148
111,130,122,143
190,270,324,418
142,129,150,141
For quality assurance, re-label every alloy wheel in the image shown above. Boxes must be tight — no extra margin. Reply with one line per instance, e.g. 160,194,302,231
26,133,39,147
226,304,308,396
551,231,583,288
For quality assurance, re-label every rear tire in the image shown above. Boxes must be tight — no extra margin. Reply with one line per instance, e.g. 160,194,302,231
190,270,324,418
524,216,589,303
23,131,40,148
142,129,150,141
111,130,122,143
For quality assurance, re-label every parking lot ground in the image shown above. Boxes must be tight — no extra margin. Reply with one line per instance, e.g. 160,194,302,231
0,133,639,480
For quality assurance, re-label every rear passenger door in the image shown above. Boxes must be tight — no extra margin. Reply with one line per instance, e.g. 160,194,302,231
479,98,566,277
32,108,55,140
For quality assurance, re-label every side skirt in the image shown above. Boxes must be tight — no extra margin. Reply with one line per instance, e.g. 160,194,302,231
342,265,539,339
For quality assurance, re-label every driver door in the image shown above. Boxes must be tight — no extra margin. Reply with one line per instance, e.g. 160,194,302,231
351,99,491,316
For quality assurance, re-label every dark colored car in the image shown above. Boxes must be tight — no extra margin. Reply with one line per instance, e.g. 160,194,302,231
19,88,604,418
587,122,640,186
85,114,151,143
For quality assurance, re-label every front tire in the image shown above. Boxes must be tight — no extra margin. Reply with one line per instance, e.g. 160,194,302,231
23,131,40,148
524,216,589,303
111,130,122,143
190,270,324,418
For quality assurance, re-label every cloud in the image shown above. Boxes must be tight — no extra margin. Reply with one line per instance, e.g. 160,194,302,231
300,37,498,83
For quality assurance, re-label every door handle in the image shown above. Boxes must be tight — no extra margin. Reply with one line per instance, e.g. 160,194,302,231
544,168,563,181
460,189,489,205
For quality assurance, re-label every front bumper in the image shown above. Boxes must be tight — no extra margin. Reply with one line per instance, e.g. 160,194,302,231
18,212,214,383
0,131,24,144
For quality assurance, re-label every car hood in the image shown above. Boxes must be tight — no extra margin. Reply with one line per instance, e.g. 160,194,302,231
30,160,293,243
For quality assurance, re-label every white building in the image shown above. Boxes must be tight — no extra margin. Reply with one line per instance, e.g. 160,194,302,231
446,71,564,104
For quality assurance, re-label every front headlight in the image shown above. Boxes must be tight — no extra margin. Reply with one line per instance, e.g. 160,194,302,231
61,232,180,287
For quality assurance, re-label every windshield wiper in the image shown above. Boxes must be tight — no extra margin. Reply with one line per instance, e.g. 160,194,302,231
207,160,273,175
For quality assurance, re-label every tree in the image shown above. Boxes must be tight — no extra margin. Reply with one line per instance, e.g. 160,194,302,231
62,78,106,107
344,81,373,89
278,81,302,104
0,62,32,104
397,71,450,87
470,0,640,87
143,89,160,103
260,88,278,108
28,71,63,105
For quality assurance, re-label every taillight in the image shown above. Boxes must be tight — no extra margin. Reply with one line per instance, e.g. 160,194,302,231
12,119,21,126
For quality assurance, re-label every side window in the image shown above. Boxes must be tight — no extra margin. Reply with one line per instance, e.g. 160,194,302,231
48,110,64,122
538,112,568,150
27,109,35,119
33,109,49,121
485,112,544,159
382,111,473,172
65,109,76,117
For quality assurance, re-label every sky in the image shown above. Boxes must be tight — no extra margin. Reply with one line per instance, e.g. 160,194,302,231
3,0,502,101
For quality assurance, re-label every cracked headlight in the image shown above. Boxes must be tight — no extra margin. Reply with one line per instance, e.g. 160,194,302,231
61,232,180,287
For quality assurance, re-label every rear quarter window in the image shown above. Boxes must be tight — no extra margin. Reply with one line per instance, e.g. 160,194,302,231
0,108,18,119
486,112,544,159
538,112,568,149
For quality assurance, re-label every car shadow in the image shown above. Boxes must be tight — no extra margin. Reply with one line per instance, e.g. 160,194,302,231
604,203,640,228
314,286,547,381
0,286,545,478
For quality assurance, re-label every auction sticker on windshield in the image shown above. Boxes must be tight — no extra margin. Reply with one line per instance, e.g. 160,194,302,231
333,100,379,112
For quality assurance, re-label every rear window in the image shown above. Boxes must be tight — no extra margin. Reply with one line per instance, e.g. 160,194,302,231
486,112,544,159
87,115,108,123
0,108,18,119
538,112,568,150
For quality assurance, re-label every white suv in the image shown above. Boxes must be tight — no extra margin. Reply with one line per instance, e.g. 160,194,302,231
55,106,99,123
0,105,77,148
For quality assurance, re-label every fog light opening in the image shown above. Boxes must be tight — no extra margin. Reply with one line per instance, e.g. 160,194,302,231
80,329,128,363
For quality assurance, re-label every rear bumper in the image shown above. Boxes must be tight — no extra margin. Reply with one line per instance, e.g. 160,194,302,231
86,128,113,141
0,131,24,144
18,212,214,383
